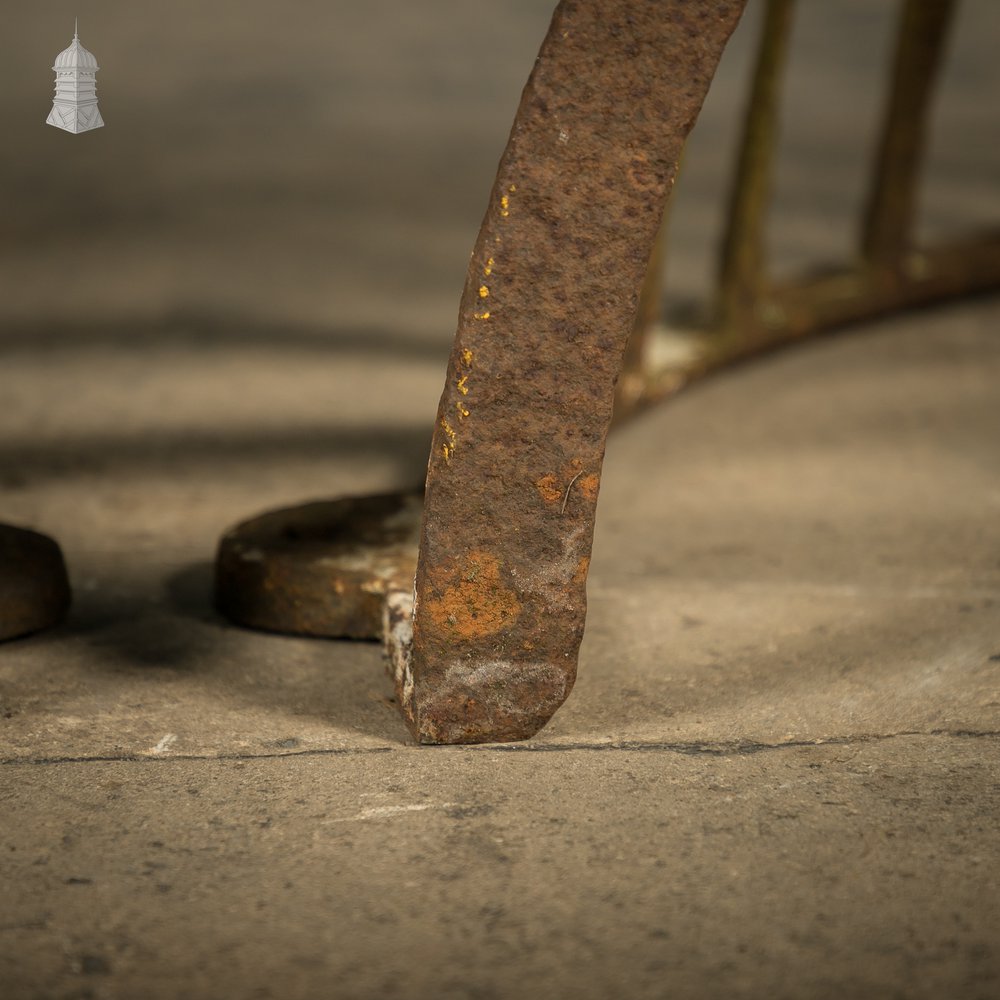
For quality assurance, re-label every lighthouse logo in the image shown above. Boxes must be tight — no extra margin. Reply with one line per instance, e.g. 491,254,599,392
46,20,105,133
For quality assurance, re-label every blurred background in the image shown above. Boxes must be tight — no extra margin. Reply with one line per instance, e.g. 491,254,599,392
3,2,997,328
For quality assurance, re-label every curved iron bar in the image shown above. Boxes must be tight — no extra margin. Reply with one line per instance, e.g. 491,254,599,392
388,0,748,744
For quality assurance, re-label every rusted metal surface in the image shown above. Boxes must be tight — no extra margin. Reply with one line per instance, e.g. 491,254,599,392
215,492,421,639
0,524,71,641
389,0,748,744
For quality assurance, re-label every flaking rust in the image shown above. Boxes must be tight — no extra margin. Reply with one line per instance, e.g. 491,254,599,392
390,0,747,743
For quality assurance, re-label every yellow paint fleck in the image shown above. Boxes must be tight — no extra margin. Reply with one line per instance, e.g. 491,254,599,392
508,185,516,192
457,375,469,395
500,195,509,217
462,348,474,365
474,310,490,321
478,285,489,299
456,402,470,420
440,417,457,462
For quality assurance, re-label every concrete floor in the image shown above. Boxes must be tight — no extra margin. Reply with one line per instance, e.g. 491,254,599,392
2,2,999,998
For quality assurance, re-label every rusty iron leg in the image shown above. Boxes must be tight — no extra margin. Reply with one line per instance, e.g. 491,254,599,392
387,0,748,744
0,524,71,642
211,1,998,744
211,1,997,740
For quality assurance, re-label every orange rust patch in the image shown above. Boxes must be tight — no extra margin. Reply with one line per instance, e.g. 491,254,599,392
535,473,562,505
577,474,600,501
572,556,590,585
424,552,522,639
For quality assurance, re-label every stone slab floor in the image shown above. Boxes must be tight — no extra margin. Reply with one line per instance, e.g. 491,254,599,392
1,2,998,998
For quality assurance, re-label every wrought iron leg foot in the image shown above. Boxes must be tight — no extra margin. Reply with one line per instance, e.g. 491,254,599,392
0,524,71,641
214,491,421,640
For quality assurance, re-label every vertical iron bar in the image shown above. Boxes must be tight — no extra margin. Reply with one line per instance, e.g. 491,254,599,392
716,0,797,334
861,0,959,265
395,0,748,744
